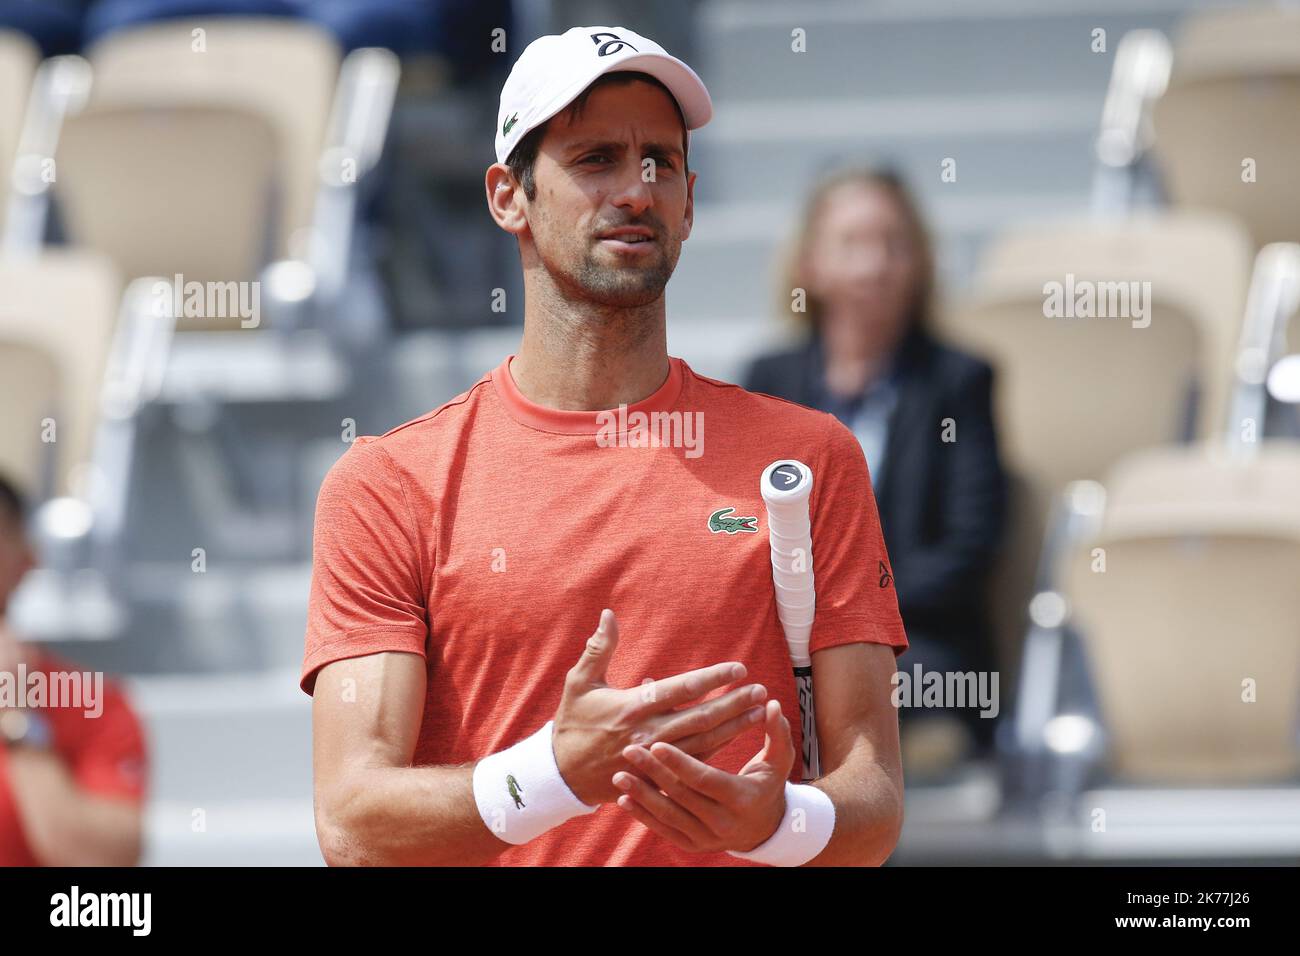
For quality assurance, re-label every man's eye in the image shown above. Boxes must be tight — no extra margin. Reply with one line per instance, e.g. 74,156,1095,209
581,154,611,164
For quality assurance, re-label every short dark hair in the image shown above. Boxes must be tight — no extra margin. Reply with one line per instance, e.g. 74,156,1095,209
0,472,26,527
505,70,690,202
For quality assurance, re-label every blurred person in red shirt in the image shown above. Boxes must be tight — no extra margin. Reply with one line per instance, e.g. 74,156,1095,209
0,474,146,866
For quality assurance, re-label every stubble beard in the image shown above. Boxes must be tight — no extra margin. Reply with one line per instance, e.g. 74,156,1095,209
568,236,679,309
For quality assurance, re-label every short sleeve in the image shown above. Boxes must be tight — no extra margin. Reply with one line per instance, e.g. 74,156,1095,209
300,439,430,694
63,679,148,803
808,414,909,658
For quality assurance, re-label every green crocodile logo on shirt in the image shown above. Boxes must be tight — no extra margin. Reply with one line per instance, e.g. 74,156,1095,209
506,774,525,809
708,507,759,535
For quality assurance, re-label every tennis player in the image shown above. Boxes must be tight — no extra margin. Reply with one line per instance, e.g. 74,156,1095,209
303,26,908,866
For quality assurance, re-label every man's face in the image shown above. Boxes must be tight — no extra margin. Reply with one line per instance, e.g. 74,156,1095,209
523,80,695,308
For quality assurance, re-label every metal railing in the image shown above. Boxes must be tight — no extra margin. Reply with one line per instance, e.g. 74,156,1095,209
1089,30,1171,217
1225,243,1300,455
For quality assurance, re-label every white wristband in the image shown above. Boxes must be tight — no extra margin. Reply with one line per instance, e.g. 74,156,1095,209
726,781,836,866
472,720,599,845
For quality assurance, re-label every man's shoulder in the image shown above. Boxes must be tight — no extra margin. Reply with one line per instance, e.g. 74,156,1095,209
332,372,497,476
379,372,496,445
682,360,829,426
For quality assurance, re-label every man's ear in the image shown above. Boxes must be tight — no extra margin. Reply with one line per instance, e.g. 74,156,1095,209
485,164,528,236
680,169,697,242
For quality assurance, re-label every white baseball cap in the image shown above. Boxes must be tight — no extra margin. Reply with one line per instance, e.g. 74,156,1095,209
495,26,713,165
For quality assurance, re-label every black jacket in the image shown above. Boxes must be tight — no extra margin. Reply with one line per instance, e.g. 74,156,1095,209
744,328,1007,670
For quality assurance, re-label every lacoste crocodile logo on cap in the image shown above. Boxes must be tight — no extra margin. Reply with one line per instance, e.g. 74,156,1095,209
502,111,519,136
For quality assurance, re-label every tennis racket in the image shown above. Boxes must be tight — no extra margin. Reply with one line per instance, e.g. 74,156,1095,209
761,459,820,781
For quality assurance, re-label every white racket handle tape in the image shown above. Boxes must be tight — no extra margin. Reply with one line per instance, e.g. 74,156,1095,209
766,512,811,534
762,458,818,668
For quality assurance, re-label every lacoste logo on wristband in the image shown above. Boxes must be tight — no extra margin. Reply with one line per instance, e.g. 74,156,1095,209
507,774,526,809
708,507,759,534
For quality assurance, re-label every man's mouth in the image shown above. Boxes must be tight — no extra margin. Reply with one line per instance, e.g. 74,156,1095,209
598,228,656,254
598,227,655,243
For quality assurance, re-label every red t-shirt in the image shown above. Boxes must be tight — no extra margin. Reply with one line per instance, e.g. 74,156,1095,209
0,649,148,866
302,354,907,865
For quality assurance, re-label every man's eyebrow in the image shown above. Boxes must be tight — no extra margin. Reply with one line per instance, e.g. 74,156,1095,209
566,139,684,158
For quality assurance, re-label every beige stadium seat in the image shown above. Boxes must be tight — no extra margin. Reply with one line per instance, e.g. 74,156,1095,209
1152,7,1300,247
0,341,59,494
0,29,39,231
84,18,340,260
0,251,122,496
1063,443,1300,782
938,211,1253,671
55,104,276,331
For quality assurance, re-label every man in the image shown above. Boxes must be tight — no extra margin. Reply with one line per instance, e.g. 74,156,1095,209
304,26,908,866
0,474,147,866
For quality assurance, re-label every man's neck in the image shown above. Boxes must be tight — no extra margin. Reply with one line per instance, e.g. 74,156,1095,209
510,276,671,411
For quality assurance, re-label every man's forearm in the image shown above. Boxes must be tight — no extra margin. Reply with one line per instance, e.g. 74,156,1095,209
5,749,142,866
803,747,903,867
317,763,513,866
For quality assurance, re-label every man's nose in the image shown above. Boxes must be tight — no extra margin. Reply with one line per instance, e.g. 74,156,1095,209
609,158,655,215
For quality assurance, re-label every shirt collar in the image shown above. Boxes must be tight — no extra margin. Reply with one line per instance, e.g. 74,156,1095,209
490,353,686,435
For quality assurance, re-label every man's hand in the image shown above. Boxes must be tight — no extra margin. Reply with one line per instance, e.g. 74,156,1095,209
610,698,796,854
552,609,769,806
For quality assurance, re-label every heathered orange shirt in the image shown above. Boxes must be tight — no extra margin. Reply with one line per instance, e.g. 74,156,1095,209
301,354,907,866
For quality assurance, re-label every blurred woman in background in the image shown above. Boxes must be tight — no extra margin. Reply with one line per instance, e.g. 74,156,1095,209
744,167,1007,763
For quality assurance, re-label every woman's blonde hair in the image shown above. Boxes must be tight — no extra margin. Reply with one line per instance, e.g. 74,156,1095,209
776,166,936,335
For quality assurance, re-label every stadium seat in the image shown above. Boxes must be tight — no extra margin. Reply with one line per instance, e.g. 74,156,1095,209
81,17,339,262
938,211,1254,673
0,250,123,496
0,340,59,494
55,104,278,324
1152,6,1300,247
1063,443,1300,783
0,28,38,234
